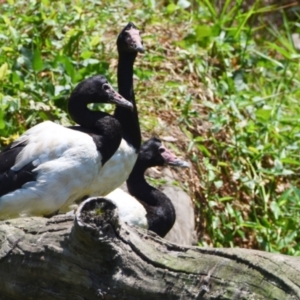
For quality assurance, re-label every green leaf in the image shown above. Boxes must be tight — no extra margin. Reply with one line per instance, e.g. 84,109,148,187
90,36,100,47
218,196,234,202
0,111,5,129
256,108,271,121
201,0,216,17
2,15,10,25
267,42,291,60
166,3,178,14
270,201,281,220
195,25,212,39
81,51,93,59
57,56,75,81
260,217,271,228
33,48,43,72
248,146,259,154
197,144,211,157
280,158,300,166
9,26,18,40
0,63,8,81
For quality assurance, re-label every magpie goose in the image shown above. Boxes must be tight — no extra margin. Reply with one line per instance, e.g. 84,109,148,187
0,75,132,219
91,22,144,194
105,137,189,237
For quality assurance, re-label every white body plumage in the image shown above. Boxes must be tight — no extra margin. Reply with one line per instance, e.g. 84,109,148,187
91,139,137,198
105,188,147,228
0,121,137,219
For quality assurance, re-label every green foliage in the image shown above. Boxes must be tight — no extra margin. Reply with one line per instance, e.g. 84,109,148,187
180,1,300,255
1,0,300,255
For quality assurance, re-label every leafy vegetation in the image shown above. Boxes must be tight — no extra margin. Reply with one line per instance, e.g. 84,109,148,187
1,0,300,255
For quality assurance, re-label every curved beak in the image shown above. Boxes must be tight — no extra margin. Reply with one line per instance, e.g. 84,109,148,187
103,83,133,111
168,159,190,168
135,44,145,53
159,146,190,168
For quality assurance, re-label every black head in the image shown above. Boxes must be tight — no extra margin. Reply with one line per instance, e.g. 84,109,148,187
139,137,189,168
70,75,133,110
117,22,144,53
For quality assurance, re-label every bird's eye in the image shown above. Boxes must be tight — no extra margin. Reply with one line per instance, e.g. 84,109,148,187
102,83,110,90
158,147,165,153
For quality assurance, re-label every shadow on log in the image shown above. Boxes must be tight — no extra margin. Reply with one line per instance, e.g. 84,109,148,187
0,197,300,300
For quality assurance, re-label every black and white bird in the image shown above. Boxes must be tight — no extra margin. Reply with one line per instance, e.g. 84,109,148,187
0,75,132,219
68,22,144,197
91,22,144,193
105,137,189,237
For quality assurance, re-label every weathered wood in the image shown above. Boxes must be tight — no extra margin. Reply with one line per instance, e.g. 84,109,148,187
0,197,299,300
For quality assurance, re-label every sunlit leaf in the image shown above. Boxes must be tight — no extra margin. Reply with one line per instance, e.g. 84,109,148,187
9,26,18,40
248,146,259,154
166,3,178,14
256,109,271,121
90,36,100,47
2,15,10,25
0,63,8,81
0,111,5,129
195,25,212,39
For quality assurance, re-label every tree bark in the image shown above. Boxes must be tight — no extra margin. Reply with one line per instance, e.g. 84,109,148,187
0,197,299,300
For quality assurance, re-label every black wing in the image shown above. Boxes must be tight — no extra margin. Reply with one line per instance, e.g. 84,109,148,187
0,141,36,197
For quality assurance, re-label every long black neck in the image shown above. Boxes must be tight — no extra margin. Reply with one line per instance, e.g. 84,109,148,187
114,51,141,152
127,165,176,237
68,96,122,165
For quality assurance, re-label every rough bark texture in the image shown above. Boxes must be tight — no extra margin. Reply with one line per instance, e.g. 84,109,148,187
0,197,300,300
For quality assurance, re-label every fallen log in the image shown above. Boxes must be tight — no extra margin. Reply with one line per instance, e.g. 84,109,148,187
0,197,299,300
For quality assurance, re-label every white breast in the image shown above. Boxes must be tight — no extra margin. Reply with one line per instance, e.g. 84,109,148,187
88,139,138,197
105,188,147,228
